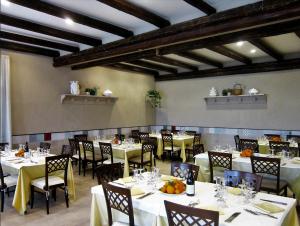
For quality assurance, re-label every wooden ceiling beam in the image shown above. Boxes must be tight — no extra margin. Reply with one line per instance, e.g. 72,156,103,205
97,0,170,28
0,31,79,52
149,56,198,71
156,58,300,81
108,63,159,76
249,39,283,61
53,0,300,66
207,46,252,64
9,0,133,38
128,60,178,74
0,40,60,57
0,14,102,46
183,0,216,15
176,51,223,68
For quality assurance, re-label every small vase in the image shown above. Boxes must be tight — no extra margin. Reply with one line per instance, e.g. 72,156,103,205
70,81,80,95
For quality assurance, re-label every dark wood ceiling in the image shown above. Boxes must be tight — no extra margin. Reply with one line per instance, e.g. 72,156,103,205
1,0,300,80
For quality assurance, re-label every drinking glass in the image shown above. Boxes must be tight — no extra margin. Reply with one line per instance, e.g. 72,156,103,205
133,169,139,183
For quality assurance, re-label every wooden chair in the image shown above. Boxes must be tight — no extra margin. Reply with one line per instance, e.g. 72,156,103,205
82,141,107,179
234,135,240,151
0,163,17,212
208,151,232,183
162,133,181,161
164,200,219,226
171,162,199,181
224,170,262,192
31,155,69,214
95,163,123,185
69,138,82,175
61,145,73,156
185,133,201,161
286,134,300,142
128,142,154,170
185,130,197,136
193,144,205,156
138,132,150,143
264,134,281,140
161,129,170,134
102,182,135,226
148,137,158,166
269,141,290,155
40,142,51,150
99,142,125,165
250,156,288,196
239,139,259,153
130,130,140,143
0,143,8,152
74,134,88,142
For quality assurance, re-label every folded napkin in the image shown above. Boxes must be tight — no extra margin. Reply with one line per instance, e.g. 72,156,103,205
291,157,300,164
161,175,183,181
131,187,145,196
254,202,284,214
195,204,225,215
228,187,242,195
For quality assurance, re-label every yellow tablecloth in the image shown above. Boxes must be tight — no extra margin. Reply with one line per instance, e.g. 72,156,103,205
12,161,75,214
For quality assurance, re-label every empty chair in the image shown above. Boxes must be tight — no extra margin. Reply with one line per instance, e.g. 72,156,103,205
264,134,281,141
224,170,262,192
82,141,107,179
164,200,219,226
208,151,232,183
286,134,300,142
162,133,181,160
171,162,199,181
0,163,17,212
40,142,51,150
102,182,135,226
0,143,8,152
234,135,240,151
185,133,201,161
95,163,123,185
31,155,69,214
128,142,154,170
130,130,140,143
148,137,158,166
61,145,73,156
239,139,259,153
251,156,288,196
74,134,88,142
185,130,197,136
99,142,125,165
138,132,150,143
193,144,205,156
269,141,290,155
69,138,82,175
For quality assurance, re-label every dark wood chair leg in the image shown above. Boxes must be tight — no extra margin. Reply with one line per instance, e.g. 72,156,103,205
64,187,69,208
6,187,9,197
284,187,288,197
30,186,34,209
1,190,4,212
83,161,86,176
46,192,50,214
78,159,81,175
52,189,56,201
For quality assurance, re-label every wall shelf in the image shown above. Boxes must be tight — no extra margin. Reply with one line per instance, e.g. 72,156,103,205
61,94,118,104
204,94,267,105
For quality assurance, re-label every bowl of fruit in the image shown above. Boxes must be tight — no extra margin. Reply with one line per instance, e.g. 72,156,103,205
159,179,186,195
240,149,253,157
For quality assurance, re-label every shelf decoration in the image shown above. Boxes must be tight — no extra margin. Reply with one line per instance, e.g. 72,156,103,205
61,94,118,104
146,89,162,108
204,94,267,105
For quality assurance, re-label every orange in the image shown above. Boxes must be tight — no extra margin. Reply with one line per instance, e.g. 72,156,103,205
167,185,175,194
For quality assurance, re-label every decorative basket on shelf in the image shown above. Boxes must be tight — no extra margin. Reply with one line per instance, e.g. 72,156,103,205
232,83,243,95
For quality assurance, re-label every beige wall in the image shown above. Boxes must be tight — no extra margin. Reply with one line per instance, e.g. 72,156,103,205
156,69,300,130
3,50,155,135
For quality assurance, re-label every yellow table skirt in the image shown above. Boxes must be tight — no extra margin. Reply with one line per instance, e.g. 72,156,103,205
12,161,75,215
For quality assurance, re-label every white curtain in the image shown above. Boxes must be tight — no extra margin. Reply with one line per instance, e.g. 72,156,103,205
0,55,12,145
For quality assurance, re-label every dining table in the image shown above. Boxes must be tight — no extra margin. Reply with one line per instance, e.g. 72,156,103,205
257,139,299,154
195,151,300,200
90,175,299,226
0,150,76,215
150,133,194,162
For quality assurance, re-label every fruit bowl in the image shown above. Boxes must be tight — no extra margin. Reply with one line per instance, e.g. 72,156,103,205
159,179,186,195
240,149,253,157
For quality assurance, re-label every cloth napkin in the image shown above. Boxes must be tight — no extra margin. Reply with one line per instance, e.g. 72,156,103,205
195,204,225,215
131,187,145,196
291,157,300,164
227,187,242,195
254,202,284,213
161,175,183,181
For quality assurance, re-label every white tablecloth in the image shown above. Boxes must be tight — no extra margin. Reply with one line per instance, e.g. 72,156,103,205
90,180,299,226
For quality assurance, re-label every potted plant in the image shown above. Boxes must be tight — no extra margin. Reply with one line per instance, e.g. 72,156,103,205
146,90,162,108
85,87,97,96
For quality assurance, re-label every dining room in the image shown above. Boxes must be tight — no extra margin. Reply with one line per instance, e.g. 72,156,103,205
1,0,300,226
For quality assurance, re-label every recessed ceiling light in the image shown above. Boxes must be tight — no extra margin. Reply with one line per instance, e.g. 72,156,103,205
1,0,10,6
236,41,244,47
250,49,257,54
65,18,74,25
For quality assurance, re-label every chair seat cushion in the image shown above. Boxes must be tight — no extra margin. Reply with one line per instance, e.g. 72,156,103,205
31,176,64,190
261,178,288,191
4,175,18,188
129,154,151,164
164,146,180,152
86,154,107,161
103,158,125,164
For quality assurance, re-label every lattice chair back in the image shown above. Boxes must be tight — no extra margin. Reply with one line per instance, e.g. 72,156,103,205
0,143,8,152
193,133,201,146
99,142,113,163
239,139,259,153
208,151,232,183
102,182,134,226
141,142,154,165
74,134,88,142
61,145,73,157
164,200,219,226
264,134,281,140
139,132,150,143
45,155,69,190
269,141,290,154
40,142,51,150
69,138,78,154
193,144,205,156
286,135,300,143
171,162,199,180
162,133,173,150
234,135,240,151
82,141,95,161
96,163,122,185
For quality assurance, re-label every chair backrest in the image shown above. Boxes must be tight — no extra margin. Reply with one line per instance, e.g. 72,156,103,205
82,140,95,161
139,132,150,143
286,134,300,143
239,139,259,153
131,130,140,143
192,133,201,147
40,142,51,150
161,129,170,135
224,170,262,192
269,141,290,154
148,137,158,156
172,129,180,135
74,134,88,142
164,200,219,226
96,163,122,185
208,151,232,183
171,162,199,181
193,144,205,156
185,131,196,136
264,134,281,141
0,163,6,189
162,133,174,151
61,145,73,157
69,138,80,158
45,155,69,190
251,156,281,192
141,142,154,165
99,142,113,163
234,135,240,151
102,182,134,226
0,143,8,152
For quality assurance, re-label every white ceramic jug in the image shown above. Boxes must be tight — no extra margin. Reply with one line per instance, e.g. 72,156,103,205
70,81,80,95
